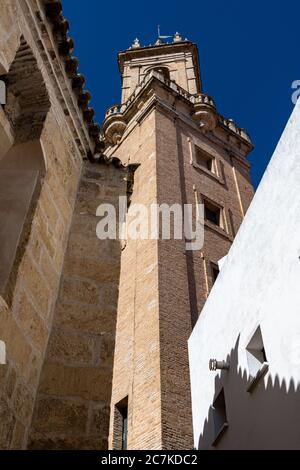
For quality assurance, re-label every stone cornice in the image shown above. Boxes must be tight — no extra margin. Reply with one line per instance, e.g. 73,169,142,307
21,0,105,157
103,71,254,163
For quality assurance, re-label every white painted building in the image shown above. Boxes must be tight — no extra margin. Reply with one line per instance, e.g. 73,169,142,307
189,98,300,450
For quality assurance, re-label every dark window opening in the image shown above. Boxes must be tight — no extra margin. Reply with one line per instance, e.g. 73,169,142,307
246,326,269,392
212,388,228,446
211,263,220,285
113,397,128,450
195,147,214,172
122,409,128,450
261,347,267,363
0,76,6,109
246,326,268,376
151,66,170,81
204,202,221,227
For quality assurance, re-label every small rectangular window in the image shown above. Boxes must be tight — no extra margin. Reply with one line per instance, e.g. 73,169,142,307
211,263,220,285
195,147,215,173
212,388,228,446
246,326,269,392
113,397,128,450
204,201,221,227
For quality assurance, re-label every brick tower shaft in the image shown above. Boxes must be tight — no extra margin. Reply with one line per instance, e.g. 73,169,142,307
103,36,254,450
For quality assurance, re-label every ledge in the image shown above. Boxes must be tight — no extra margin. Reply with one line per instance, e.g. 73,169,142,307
38,1,103,154
103,70,253,153
247,362,269,393
192,162,225,186
212,422,229,447
204,221,233,242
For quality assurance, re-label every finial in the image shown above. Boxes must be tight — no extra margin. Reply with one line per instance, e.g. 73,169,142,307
173,32,183,43
155,37,165,46
131,38,141,49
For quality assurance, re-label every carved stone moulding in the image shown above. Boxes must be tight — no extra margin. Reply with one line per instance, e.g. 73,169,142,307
103,106,127,146
104,118,126,146
192,93,217,132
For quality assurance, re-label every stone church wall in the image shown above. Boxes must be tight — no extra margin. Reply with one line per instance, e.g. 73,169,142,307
0,1,110,449
28,162,126,449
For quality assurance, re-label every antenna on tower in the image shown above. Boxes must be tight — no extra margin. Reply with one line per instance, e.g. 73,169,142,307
156,25,172,40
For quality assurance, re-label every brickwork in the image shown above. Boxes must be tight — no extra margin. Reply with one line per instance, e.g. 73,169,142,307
107,42,254,450
108,110,163,450
112,397,128,450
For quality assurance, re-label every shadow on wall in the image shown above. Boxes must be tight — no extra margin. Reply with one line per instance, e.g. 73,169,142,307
198,338,300,450
0,35,50,306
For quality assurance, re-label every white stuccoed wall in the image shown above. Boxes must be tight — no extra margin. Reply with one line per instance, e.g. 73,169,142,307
189,98,300,450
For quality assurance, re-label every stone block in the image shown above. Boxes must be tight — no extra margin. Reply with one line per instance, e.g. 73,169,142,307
39,249,59,293
89,404,110,437
31,398,88,434
0,310,32,374
0,398,15,449
16,292,48,353
11,382,34,423
97,334,115,368
53,302,117,335
25,351,43,391
39,363,112,402
47,329,94,366
60,277,100,305
18,254,50,318
10,420,25,449
64,257,120,284
28,434,107,450
5,367,16,399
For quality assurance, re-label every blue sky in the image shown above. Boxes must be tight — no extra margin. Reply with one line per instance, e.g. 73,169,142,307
63,0,299,189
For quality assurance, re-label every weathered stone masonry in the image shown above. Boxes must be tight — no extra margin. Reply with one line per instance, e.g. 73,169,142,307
0,0,125,449
28,162,127,449
0,1,254,451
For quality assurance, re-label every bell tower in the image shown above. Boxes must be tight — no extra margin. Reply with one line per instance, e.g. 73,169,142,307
118,32,202,103
103,34,254,450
